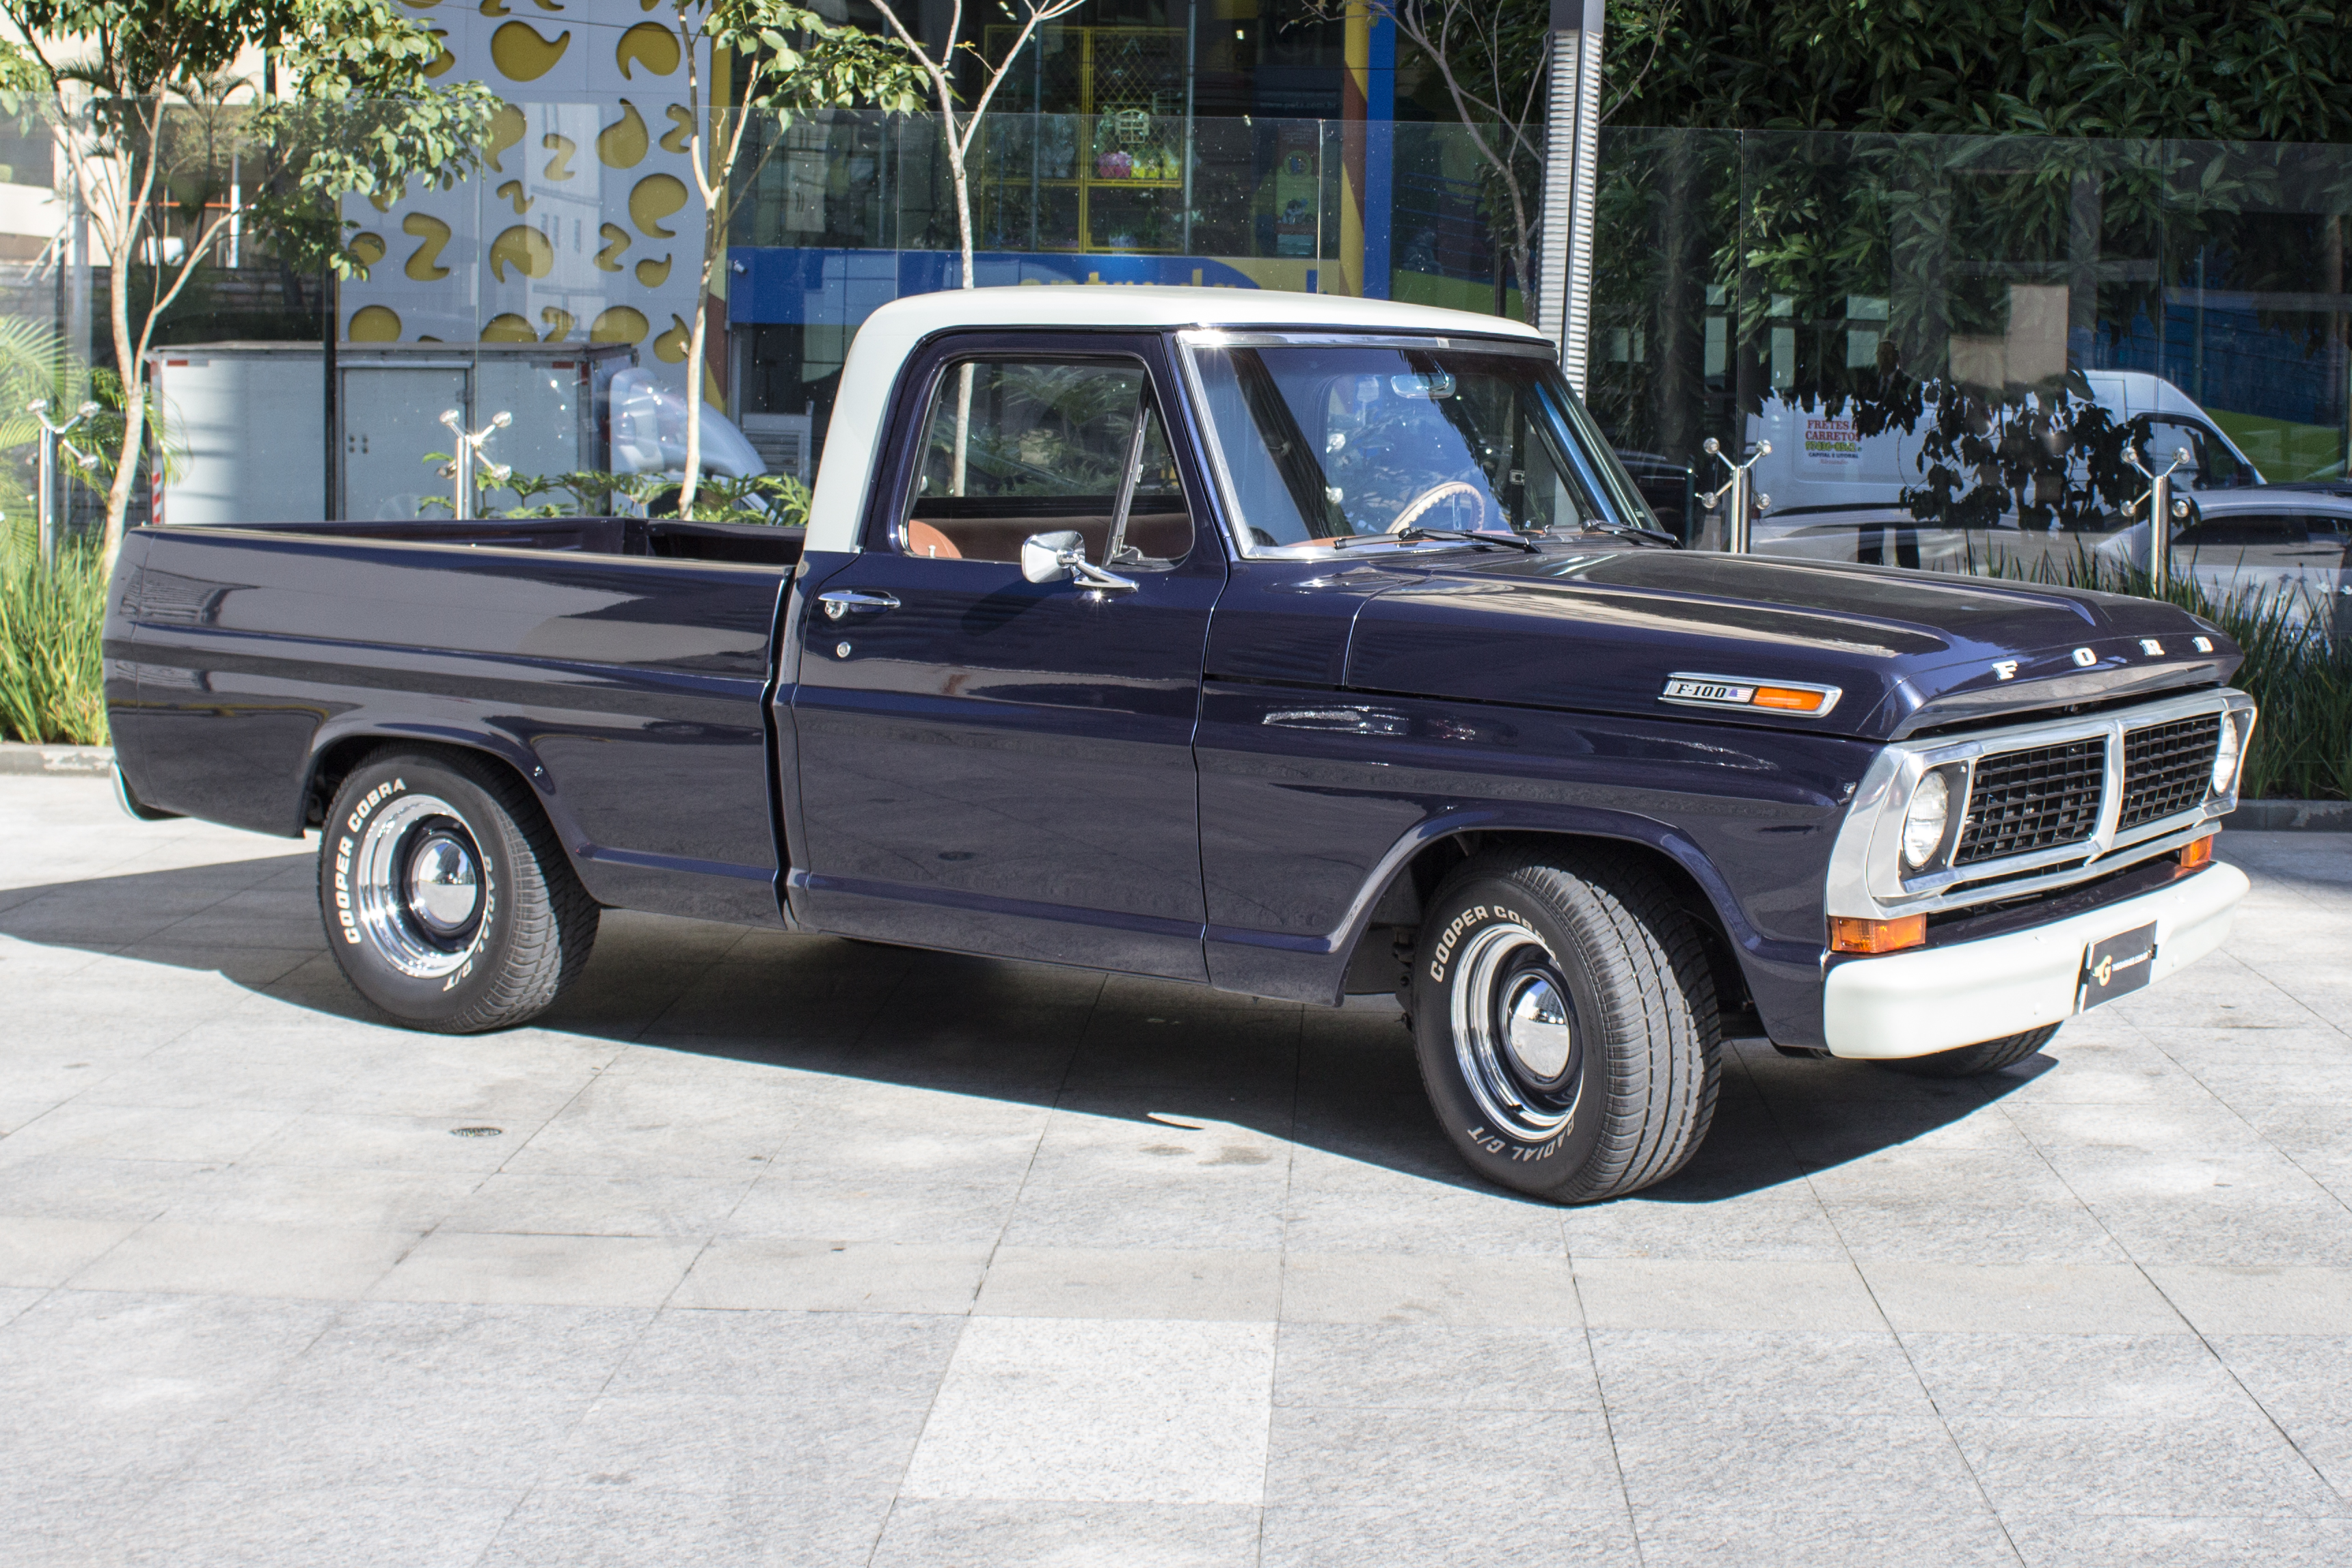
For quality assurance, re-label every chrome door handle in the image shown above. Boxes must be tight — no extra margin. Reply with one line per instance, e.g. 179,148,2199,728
817,589,900,621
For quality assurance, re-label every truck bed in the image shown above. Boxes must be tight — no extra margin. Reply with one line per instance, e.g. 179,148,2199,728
107,517,802,927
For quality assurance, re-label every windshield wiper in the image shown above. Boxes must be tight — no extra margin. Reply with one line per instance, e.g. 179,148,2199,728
1556,519,1681,547
1330,526,1541,554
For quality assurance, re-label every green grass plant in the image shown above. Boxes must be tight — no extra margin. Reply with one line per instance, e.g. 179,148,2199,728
1969,541,2350,802
0,545,109,746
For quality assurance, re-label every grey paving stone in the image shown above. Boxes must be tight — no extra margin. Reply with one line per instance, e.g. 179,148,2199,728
609,1306,959,1405
549,1390,929,1495
1574,1258,1886,1332
902,1317,1275,1504
2208,1336,2352,1493
1900,1333,2255,1420
1260,1501,1640,1568
368,1230,703,1308
69,1221,416,1300
1586,1329,1930,1416
977,1246,1282,1321
1949,1412,2349,1517
0,1290,345,1485
477,1481,897,1567
671,1237,989,1314
2003,1513,2352,1568
1274,1321,1600,1411
1280,1252,1583,1326
1860,1262,2190,1335
111,1480,524,1568
1264,1405,1624,1507
1627,1507,2020,1568
871,1500,1263,1568
0,1217,138,1288
1609,1409,1985,1516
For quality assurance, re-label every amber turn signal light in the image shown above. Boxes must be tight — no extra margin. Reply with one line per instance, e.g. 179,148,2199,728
2179,835,2215,870
1829,915,1928,954
1751,686,1829,712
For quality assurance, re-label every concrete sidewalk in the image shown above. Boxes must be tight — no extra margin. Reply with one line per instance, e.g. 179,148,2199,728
3,774,2350,1567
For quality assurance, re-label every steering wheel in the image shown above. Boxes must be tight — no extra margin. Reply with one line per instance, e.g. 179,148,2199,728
1390,479,1489,535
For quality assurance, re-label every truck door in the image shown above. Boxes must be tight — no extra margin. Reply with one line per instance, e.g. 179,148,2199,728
789,332,1225,979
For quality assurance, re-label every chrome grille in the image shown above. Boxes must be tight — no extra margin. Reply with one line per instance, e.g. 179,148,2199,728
2118,713,2221,830
1956,737,2107,865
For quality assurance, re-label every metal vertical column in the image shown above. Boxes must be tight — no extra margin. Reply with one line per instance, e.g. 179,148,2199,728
1539,0,1604,392
2125,444,2191,595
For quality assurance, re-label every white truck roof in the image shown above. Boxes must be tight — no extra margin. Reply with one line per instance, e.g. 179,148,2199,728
805,287,1552,552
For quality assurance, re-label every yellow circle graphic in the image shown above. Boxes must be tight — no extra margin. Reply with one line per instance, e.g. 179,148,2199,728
348,304,403,342
591,306,651,344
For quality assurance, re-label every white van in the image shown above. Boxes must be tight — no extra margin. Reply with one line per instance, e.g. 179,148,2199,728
1746,371,2265,530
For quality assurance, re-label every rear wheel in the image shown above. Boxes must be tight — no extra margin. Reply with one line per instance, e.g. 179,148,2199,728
1409,848,1720,1203
319,749,598,1033
1876,1025,2057,1079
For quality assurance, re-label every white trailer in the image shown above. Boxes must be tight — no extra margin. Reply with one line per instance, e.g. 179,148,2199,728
146,341,636,526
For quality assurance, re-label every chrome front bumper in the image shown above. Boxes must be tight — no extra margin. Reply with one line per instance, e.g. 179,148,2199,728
1820,862,2249,1059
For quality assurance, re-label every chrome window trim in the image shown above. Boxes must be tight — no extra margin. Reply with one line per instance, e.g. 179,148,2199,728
1824,687,2255,921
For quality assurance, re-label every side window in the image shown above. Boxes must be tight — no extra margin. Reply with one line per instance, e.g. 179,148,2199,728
897,357,1190,566
2176,511,2303,550
2144,419,2248,490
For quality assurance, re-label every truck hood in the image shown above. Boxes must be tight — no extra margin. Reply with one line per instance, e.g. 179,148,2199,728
1342,548,2243,741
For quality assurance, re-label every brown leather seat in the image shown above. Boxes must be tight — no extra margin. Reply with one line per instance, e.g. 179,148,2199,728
904,519,962,559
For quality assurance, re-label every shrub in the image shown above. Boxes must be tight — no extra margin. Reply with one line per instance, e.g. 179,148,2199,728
0,546,109,746
1979,547,2349,802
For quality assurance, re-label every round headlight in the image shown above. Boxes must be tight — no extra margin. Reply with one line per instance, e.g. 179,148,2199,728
1902,770,1951,870
2211,718,2243,796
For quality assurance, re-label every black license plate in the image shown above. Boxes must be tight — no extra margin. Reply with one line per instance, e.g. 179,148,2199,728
2079,921,2159,1010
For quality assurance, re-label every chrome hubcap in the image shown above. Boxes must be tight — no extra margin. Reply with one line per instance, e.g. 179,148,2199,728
1449,921,1583,1139
405,833,481,934
352,794,486,978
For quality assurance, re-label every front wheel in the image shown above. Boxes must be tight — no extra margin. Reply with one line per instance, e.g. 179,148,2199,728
1409,848,1721,1203
319,749,599,1033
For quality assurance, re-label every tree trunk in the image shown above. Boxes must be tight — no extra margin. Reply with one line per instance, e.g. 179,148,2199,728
99,236,144,572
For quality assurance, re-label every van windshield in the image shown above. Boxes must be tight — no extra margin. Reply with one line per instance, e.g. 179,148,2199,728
1184,338,1659,553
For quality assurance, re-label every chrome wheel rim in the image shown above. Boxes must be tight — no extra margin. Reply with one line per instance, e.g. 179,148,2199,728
352,794,485,978
1449,920,1583,1139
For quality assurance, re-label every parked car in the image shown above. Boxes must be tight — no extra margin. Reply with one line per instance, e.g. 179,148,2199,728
2096,487,2352,631
105,288,2255,1204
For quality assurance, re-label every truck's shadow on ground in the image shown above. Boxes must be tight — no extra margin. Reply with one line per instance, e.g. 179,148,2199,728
2,853,2050,1206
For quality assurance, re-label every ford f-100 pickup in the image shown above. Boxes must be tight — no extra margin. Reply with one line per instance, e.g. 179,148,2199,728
104,288,2256,1202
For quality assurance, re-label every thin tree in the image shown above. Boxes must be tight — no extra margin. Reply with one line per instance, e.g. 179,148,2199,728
861,0,1090,294
1324,0,1677,319
671,0,920,517
0,0,494,567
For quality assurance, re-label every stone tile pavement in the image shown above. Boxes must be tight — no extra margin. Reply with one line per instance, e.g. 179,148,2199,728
3,774,2351,1566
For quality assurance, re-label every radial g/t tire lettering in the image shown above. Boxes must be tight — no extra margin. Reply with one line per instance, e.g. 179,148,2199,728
319,748,599,1033
1410,847,1721,1203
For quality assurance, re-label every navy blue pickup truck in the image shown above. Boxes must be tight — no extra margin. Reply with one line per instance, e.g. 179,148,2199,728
105,289,2256,1202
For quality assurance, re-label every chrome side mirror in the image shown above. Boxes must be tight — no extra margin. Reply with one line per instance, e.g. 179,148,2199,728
1021,529,1137,593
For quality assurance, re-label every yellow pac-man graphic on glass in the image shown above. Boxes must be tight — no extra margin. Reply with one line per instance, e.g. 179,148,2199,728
629,172,688,238
488,224,556,281
615,22,679,78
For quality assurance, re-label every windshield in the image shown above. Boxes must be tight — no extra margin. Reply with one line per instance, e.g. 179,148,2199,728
1183,338,1658,553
